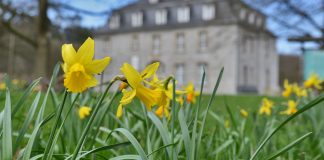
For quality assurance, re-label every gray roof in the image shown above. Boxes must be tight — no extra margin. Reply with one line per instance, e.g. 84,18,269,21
96,0,274,37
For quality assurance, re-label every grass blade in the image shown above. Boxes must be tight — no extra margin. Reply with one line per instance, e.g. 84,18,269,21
12,78,41,116
14,92,41,152
147,143,175,157
2,88,12,160
71,81,115,159
196,67,224,157
77,142,131,159
23,113,55,160
110,155,141,160
42,90,69,160
178,108,191,159
47,93,80,159
148,112,172,157
190,67,205,160
265,132,312,160
36,63,60,125
250,94,324,160
115,128,148,160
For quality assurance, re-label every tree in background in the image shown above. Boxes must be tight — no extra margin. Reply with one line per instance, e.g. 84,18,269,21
0,0,135,78
244,0,324,50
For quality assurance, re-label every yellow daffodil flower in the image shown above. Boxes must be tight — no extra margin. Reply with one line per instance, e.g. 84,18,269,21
281,100,298,115
259,98,274,116
78,106,91,119
12,79,19,85
282,79,293,98
176,96,184,107
293,84,307,98
225,120,230,128
116,63,161,118
0,82,6,90
240,109,248,118
155,101,170,120
304,73,322,90
184,82,199,103
62,37,111,93
150,74,186,119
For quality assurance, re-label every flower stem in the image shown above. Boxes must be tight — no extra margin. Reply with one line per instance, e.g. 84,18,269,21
71,81,115,160
42,90,68,160
88,91,119,148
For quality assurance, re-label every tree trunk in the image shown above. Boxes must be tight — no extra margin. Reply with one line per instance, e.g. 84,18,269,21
33,35,49,78
33,0,50,78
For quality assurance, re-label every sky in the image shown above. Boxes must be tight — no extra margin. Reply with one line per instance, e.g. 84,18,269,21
61,0,317,55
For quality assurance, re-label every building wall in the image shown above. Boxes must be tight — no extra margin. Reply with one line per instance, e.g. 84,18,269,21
95,24,239,94
237,27,279,94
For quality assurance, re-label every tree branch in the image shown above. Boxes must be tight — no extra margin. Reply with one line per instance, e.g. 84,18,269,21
49,2,111,16
1,20,37,48
283,0,323,32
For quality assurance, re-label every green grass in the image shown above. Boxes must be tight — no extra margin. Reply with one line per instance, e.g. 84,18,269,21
1,78,324,159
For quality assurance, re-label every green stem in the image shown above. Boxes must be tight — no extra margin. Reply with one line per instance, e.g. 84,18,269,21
171,79,176,159
88,91,119,148
42,90,69,160
71,81,115,160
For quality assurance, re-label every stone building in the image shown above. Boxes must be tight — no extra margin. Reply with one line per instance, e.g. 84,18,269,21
95,0,279,94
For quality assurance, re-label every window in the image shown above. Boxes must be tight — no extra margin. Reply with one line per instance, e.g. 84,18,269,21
176,33,185,53
199,31,207,52
198,63,208,86
131,12,143,27
152,35,160,55
248,13,255,24
109,15,120,29
177,7,190,23
175,64,185,85
149,0,158,4
256,17,263,27
155,9,167,25
131,35,139,51
202,4,215,21
243,65,248,85
131,55,140,70
265,69,270,90
239,9,246,20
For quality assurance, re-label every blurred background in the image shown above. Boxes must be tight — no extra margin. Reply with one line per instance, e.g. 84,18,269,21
0,0,323,95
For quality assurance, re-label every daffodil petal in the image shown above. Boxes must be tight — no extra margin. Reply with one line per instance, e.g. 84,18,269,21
120,89,136,105
116,104,123,118
62,44,77,65
120,63,142,88
141,62,159,79
136,85,161,111
86,57,111,74
78,37,94,64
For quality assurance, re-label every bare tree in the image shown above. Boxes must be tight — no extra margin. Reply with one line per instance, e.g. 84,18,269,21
243,0,324,49
0,0,135,78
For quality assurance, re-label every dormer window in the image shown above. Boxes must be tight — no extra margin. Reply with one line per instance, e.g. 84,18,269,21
131,12,143,27
109,15,120,29
149,0,158,4
155,9,167,25
256,17,263,27
239,9,246,20
177,7,190,23
202,4,215,21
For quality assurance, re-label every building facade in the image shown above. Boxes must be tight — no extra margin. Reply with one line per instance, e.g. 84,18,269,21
95,0,279,94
